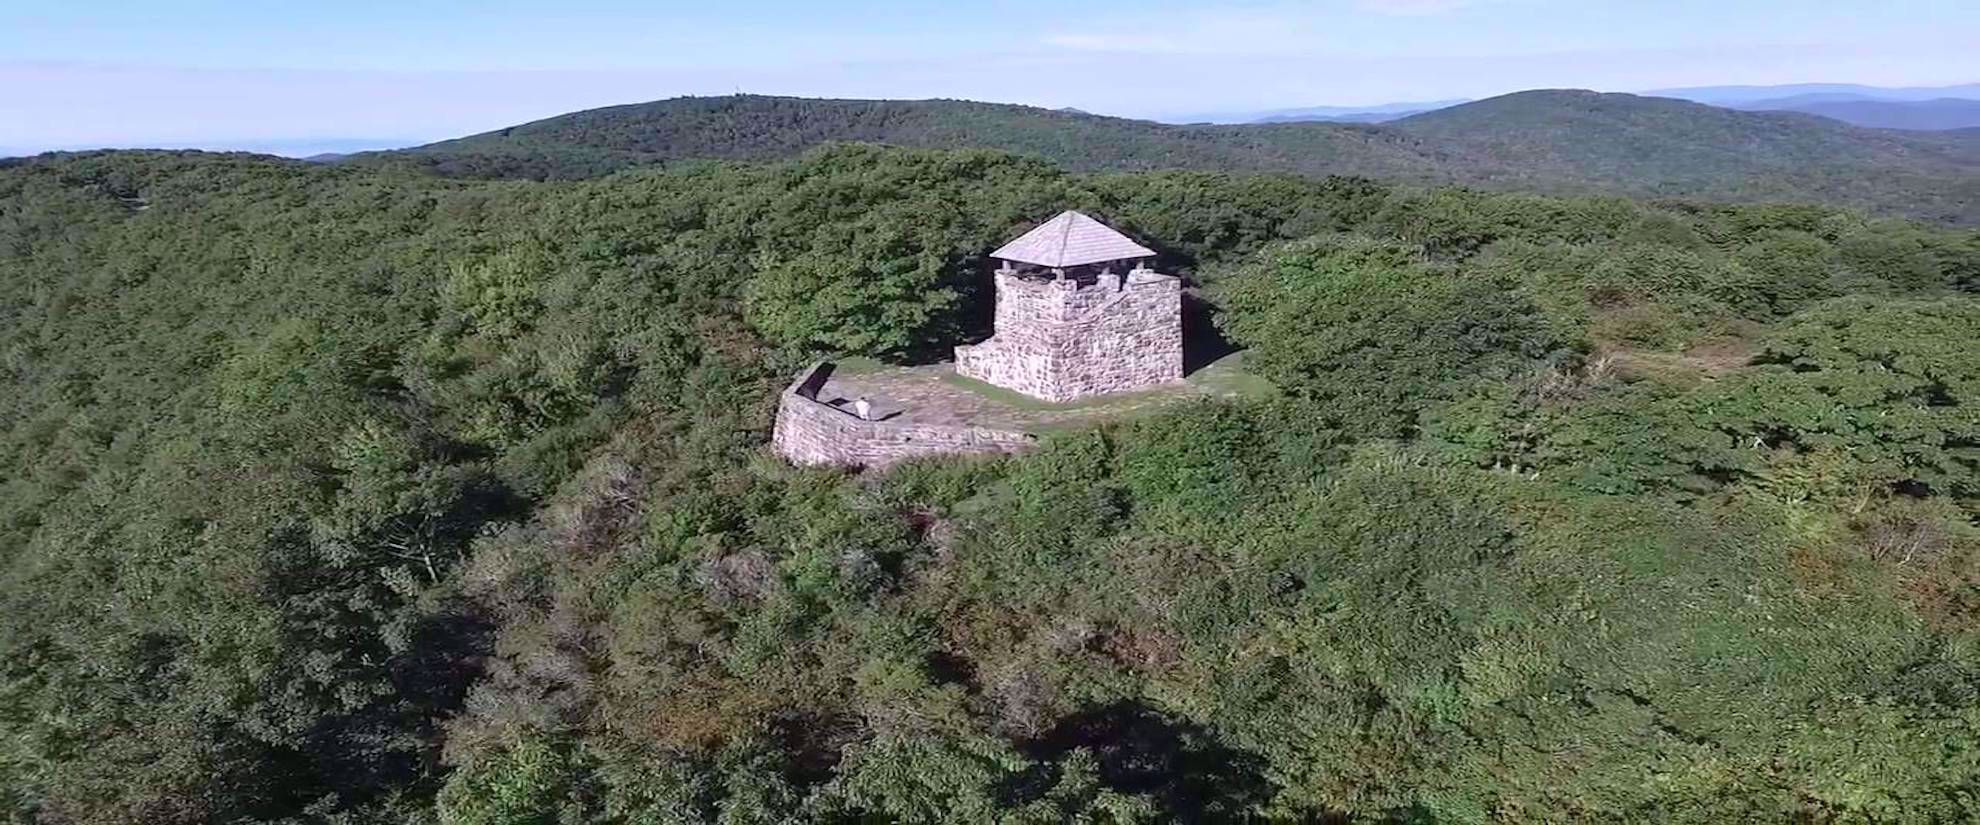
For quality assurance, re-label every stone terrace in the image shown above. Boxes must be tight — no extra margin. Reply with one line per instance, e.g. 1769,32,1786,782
809,357,1257,433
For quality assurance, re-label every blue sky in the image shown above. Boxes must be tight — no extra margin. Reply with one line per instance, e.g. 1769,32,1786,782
3,0,1976,155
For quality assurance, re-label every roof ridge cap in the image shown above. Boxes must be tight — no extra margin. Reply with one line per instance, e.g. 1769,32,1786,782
1056,211,1076,267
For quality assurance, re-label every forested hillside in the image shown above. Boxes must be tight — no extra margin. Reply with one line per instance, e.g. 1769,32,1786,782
380,91,1980,225
5,144,1980,823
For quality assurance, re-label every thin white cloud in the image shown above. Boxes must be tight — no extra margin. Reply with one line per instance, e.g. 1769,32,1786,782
1354,0,1477,15
1035,2,1504,58
1039,33,1184,53
1037,7,1317,56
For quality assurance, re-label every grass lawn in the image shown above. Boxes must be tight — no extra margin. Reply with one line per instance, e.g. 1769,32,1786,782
829,355,892,376
936,371,1181,412
928,350,1278,432
1187,350,1279,400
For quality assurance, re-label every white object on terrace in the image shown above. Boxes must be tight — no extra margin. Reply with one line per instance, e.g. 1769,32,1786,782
991,210,1156,269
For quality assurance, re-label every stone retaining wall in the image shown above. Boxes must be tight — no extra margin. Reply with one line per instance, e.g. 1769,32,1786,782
772,363,1036,469
955,268,1183,403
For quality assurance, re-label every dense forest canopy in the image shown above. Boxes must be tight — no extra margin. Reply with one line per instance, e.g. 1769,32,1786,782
2,142,1980,823
380,92,1980,226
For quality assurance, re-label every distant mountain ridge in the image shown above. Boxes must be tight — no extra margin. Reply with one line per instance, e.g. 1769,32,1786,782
1250,100,1470,124
1739,98,1980,131
1176,83,1980,128
1163,99,1468,125
387,95,1470,183
375,90,1980,225
1647,82,1980,107
1635,82,1980,131
3,137,414,159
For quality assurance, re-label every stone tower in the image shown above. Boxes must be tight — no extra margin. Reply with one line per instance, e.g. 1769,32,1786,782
954,211,1183,403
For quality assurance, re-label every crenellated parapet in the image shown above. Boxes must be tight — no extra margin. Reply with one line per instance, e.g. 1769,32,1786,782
955,264,1183,403
772,362,1036,469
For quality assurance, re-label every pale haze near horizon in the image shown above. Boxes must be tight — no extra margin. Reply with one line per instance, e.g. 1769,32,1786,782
2,0,1976,157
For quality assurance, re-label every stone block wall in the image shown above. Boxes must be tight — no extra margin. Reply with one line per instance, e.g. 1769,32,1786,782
772,364,1036,469
955,268,1183,402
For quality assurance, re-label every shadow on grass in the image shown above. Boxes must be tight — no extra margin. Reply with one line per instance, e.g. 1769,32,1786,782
1183,290,1238,378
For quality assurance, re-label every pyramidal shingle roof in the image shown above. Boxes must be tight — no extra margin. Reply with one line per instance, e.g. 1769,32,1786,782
991,211,1156,269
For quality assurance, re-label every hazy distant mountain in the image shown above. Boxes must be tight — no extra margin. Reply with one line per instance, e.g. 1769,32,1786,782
1249,109,1428,124
377,90,1980,224
1734,97,1980,131
1246,99,1470,124
1162,99,1466,125
1174,84,1980,125
0,137,413,159
1740,93,1910,107
1644,84,1980,130
1647,82,1980,108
